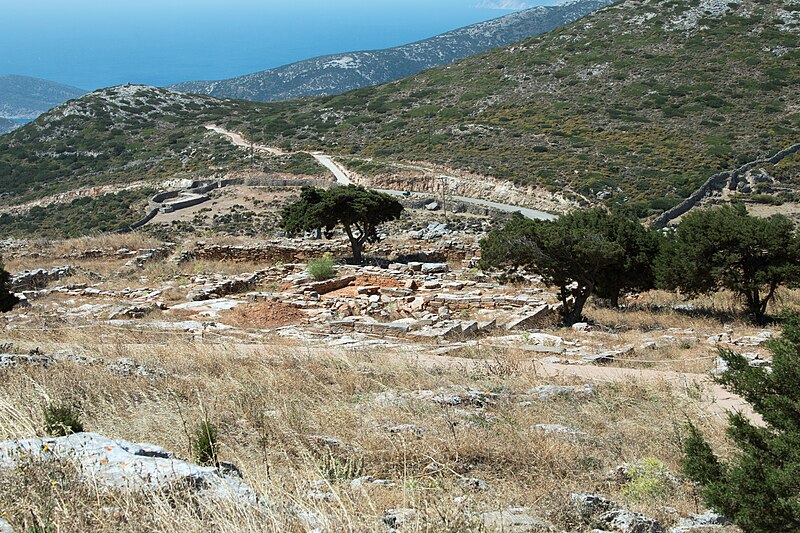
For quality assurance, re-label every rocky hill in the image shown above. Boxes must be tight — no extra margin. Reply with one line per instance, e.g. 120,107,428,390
228,0,799,214
2,0,798,216
0,75,86,119
0,85,242,203
171,0,614,101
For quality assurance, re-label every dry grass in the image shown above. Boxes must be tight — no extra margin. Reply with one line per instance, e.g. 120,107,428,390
49,233,163,258
0,326,734,531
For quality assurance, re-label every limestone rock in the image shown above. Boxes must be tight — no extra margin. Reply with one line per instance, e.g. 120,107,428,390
420,262,449,274
383,508,416,529
480,507,553,532
0,433,260,504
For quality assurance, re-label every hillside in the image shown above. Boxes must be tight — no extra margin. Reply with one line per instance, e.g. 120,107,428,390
1,0,798,216
0,75,87,119
171,0,613,101
0,85,243,203
224,0,799,214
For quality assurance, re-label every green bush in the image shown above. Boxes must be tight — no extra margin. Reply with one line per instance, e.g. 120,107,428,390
621,457,671,501
682,314,800,531
307,253,337,281
43,403,84,437
193,420,219,467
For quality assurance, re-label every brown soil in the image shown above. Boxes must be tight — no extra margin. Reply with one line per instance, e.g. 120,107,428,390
221,301,307,329
323,273,406,298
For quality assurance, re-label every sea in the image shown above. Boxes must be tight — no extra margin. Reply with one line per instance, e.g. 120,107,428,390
0,0,552,91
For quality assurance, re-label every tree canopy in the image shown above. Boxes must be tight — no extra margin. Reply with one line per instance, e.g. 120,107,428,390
682,313,800,531
480,208,659,325
281,185,403,262
0,258,18,313
656,204,800,324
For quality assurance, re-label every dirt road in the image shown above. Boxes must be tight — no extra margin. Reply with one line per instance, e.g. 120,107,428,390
206,125,555,219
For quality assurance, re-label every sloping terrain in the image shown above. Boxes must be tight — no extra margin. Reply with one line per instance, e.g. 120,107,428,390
0,75,86,119
227,0,799,214
171,0,614,101
0,85,244,204
2,0,798,216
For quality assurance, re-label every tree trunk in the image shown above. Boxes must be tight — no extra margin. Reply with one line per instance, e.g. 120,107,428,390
563,290,590,326
343,224,365,263
609,291,620,309
351,240,363,263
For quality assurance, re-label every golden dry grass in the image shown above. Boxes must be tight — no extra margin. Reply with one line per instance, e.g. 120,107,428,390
0,325,736,532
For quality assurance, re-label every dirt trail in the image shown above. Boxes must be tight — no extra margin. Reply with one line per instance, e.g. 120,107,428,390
206,125,555,219
412,351,759,424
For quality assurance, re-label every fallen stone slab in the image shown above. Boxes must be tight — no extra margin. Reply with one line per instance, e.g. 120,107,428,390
0,433,260,504
306,275,357,295
480,507,553,532
529,384,594,400
520,345,566,355
170,298,243,318
505,304,556,330
421,262,449,274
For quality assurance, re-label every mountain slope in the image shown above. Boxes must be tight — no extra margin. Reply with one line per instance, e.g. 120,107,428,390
0,85,242,203
2,0,798,216
171,0,614,102
0,75,87,119
228,0,799,213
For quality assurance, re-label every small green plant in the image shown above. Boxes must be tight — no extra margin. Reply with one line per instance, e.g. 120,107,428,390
621,457,671,502
318,452,364,482
192,420,219,467
307,253,337,281
43,403,84,437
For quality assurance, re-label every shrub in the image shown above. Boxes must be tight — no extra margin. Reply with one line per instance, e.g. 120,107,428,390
307,253,337,281
621,458,671,501
43,403,84,437
192,420,219,467
318,452,364,482
0,258,18,312
682,313,800,531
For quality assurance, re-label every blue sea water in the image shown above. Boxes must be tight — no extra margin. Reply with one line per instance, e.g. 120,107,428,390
1,0,552,91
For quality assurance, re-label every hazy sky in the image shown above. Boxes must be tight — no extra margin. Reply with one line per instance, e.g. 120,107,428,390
1,0,554,90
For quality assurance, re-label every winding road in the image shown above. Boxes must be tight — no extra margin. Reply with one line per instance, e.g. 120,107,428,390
205,125,554,220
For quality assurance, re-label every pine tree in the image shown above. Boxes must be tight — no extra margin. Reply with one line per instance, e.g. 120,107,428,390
480,208,659,325
682,314,800,531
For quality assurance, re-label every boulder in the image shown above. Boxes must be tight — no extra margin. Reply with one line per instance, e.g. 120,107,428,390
383,508,416,529
0,433,259,504
480,507,553,532
420,263,449,274
571,493,665,533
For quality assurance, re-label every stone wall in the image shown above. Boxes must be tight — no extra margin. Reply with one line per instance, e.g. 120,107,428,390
652,142,800,228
